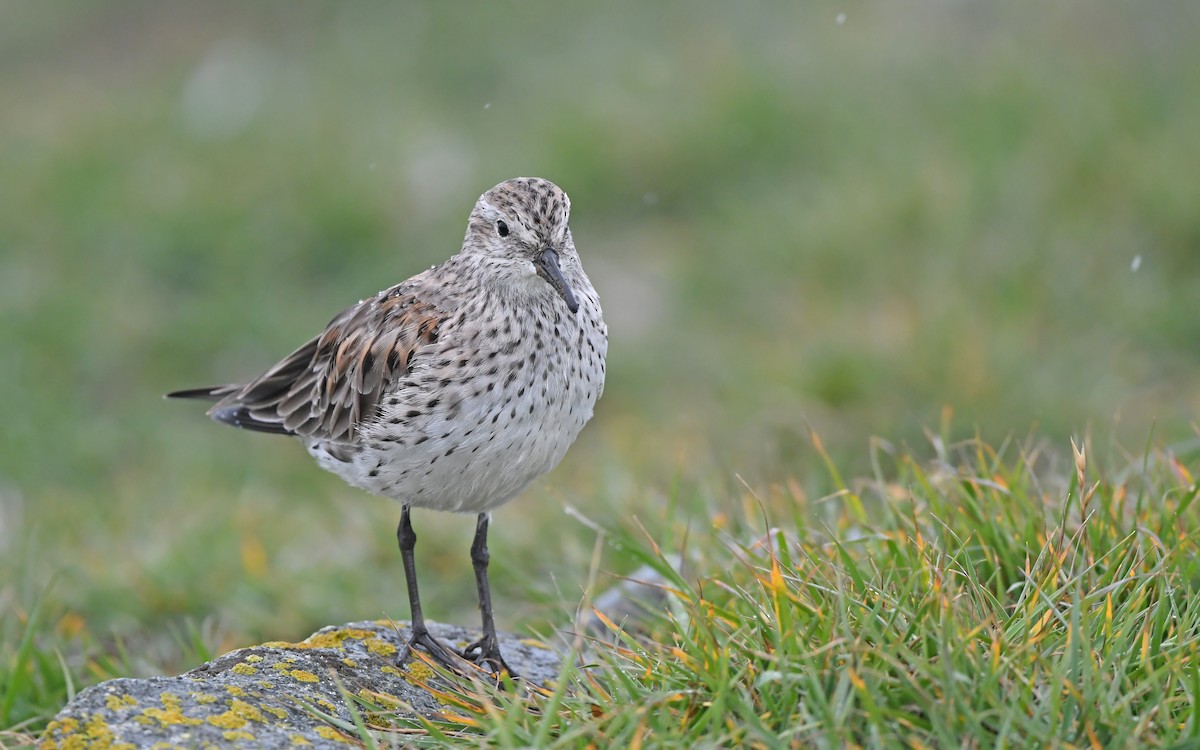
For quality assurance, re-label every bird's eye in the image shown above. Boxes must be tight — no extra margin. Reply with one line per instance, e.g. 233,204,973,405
496,220,510,237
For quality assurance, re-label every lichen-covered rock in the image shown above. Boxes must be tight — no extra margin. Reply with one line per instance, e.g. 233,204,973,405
40,620,561,749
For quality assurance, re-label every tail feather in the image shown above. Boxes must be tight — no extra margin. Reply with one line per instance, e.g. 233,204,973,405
209,405,295,435
165,385,234,401
168,384,297,436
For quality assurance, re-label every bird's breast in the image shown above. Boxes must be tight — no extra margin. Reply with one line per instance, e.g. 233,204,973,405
333,297,605,513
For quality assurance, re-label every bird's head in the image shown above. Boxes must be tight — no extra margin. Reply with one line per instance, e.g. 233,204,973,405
464,177,580,314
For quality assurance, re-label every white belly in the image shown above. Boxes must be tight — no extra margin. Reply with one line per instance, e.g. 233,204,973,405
305,335,603,513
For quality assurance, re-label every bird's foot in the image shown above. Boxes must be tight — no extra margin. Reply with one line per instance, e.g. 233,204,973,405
398,627,516,683
398,627,474,674
461,634,519,681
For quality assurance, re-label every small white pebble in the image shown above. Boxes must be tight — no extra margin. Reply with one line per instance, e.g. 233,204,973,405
1131,255,1142,272
836,12,847,25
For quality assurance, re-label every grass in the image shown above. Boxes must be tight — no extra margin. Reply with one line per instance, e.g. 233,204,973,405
5,434,1200,747
2,1,1200,746
355,433,1200,748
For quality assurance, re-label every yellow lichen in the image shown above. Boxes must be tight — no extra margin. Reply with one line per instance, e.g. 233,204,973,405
231,698,265,723
298,628,367,648
271,658,299,672
269,627,382,651
231,663,258,676
39,713,136,750
104,693,137,711
379,665,404,677
205,710,246,729
314,697,337,712
48,717,79,735
520,637,551,649
357,688,404,709
222,730,256,741
288,669,319,683
290,735,313,745
206,696,268,728
141,693,203,728
193,693,219,704
245,654,264,663
262,704,288,720
314,726,354,743
404,661,435,683
259,626,401,672
226,686,247,697
364,638,397,657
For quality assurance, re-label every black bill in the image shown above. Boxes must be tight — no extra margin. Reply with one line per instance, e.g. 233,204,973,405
534,247,579,313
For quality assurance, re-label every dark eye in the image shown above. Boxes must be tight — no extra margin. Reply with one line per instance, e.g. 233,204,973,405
496,220,510,237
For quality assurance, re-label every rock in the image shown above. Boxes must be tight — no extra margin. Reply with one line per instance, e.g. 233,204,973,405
581,556,684,638
40,620,562,749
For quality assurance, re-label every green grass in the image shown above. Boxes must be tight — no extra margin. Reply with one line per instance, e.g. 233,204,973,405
3,1,1200,745
364,435,1200,748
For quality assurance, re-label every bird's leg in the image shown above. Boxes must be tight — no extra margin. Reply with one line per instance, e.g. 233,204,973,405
395,506,463,670
461,513,518,678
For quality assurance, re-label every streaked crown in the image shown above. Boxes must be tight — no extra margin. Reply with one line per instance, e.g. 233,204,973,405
467,177,572,253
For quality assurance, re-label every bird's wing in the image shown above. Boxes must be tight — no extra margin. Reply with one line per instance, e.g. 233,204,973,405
169,283,443,443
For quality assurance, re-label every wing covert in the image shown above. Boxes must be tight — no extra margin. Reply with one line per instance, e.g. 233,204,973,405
206,286,443,442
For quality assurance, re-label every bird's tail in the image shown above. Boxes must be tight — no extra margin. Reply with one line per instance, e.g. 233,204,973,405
166,384,296,435
164,385,236,401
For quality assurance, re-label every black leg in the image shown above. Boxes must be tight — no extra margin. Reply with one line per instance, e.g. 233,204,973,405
461,513,517,677
396,506,464,670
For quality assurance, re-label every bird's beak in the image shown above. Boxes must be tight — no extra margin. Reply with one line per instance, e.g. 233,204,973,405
534,246,579,313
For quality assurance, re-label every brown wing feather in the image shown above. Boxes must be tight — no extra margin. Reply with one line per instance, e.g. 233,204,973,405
190,285,443,442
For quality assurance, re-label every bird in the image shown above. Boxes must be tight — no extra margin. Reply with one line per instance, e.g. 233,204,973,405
167,177,607,677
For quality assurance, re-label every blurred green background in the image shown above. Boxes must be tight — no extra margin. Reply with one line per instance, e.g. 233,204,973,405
2,1,1198,666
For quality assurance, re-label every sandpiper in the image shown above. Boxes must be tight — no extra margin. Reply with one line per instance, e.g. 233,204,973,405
169,177,607,677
